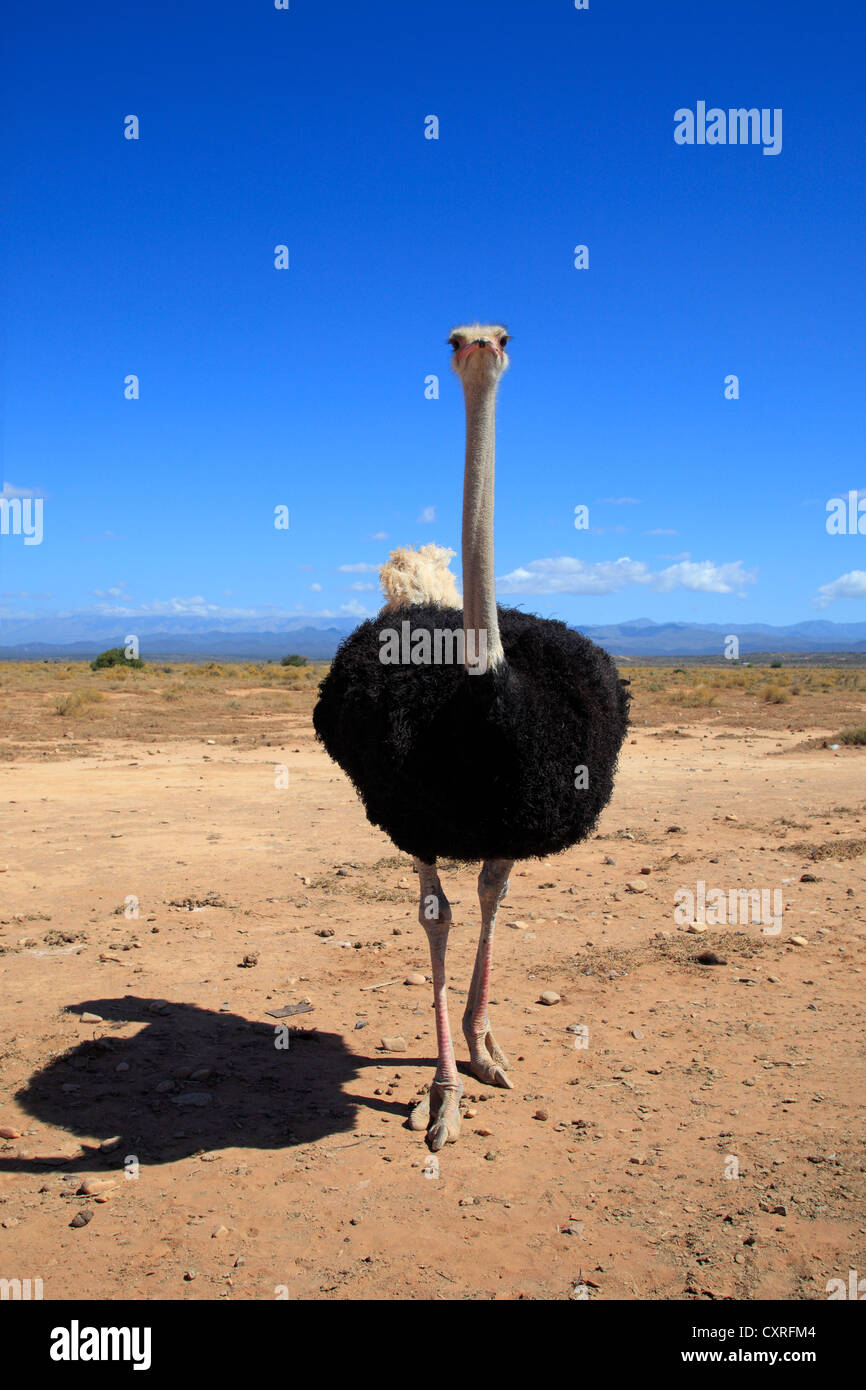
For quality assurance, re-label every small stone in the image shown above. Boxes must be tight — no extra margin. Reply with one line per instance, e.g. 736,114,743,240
800,873,819,883
625,880,647,894
77,1178,117,1196
539,991,560,1006
184,1269,197,1281
315,928,334,938
533,1108,549,1121
155,1080,174,1093
694,950,726,966
190,1067,211,1081
474,1127,493,1137
686,922,707,934
790,935,808,947
561,1221,585,1236
0,1126,22,1140
212,1225,229,1239
631,1028,644,1040
767,974,781,984
80,1013,103,1023
100,1136,122,1151
240,953,258,968
379,1036,407,1052
463,1107,477,1119
115,1062,130,1073
404,973,426,986
70,1210,92,1228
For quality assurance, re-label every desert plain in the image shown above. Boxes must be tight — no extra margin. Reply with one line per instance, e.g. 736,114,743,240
0,658,864,1300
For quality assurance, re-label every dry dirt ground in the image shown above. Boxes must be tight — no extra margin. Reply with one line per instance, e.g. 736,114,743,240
0,662,864,1301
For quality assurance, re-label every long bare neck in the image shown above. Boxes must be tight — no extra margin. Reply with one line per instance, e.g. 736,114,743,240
462,378,504,671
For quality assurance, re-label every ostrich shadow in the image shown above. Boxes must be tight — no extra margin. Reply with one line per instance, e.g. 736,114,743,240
0,996,423,1175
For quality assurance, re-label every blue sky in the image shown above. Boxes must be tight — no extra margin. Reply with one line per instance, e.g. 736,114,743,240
2,0,865,635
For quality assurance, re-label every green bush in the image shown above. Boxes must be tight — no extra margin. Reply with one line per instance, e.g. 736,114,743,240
90,647,144,670
280,653,309,667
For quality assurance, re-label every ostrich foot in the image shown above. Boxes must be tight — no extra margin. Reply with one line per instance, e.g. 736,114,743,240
466,1027,513,1089
408,1079,463,1150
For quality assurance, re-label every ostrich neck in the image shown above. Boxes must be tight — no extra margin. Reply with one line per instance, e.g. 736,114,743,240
461,378,504,671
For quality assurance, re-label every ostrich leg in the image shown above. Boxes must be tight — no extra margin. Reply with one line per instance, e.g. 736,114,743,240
408,859,463,1150
463,858,514,1088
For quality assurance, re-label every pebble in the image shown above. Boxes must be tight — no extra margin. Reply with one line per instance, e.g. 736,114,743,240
561,1221,585,1236
790,936,809,947
686,923,707,934
100,1136,122,1152
80,1013,103,1024
474,1127,493,1137
379,1036,407,1052
694,951,726,966
115,1063,130,1073
77,1178,117,1196
800,873,819,883
767,974,781,984
404,973,426,986
315,928,334,938
539,991,560,1006
533,1109,549,1121
190,1068,211,1081
631,1028,644,1040
70,1210,92,1228
625,880,647,894
212,1225,229,1239
0,1126,21,1140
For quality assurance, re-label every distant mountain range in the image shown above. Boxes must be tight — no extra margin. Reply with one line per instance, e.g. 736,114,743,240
2,613,866,660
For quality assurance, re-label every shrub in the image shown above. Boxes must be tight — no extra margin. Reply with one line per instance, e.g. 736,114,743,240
280,653,309,667
762,684,790,704
837,726,866,746
90,647,144,670
55,691,106,716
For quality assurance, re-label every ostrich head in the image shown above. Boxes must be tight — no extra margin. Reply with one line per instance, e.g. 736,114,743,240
448,323,511,384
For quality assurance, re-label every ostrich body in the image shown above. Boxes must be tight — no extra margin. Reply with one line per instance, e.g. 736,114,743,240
314,325,629,1148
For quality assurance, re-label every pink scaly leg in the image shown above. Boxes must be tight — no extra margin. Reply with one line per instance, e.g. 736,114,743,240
462,858,514,1089
408,859,463,1149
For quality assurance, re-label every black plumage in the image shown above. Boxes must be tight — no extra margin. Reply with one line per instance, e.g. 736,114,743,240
313,603,629,864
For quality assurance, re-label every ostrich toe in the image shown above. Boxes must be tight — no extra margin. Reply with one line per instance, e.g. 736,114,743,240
408,1079,463,1150
466,1027,513,1089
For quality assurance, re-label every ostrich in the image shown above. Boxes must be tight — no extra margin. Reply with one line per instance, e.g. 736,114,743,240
313,324,629,1149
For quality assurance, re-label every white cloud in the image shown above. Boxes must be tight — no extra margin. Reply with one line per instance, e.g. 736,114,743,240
337,562,379,573
1,481,45,499
309,582,322,592
497,555,756,597
417,505,436,524
368,530,389,541
815,570,866,608
91,582,130,599
349,581,376,592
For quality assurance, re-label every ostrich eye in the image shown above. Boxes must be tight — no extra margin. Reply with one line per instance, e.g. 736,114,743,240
498,335,510,349
448,337,461,350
